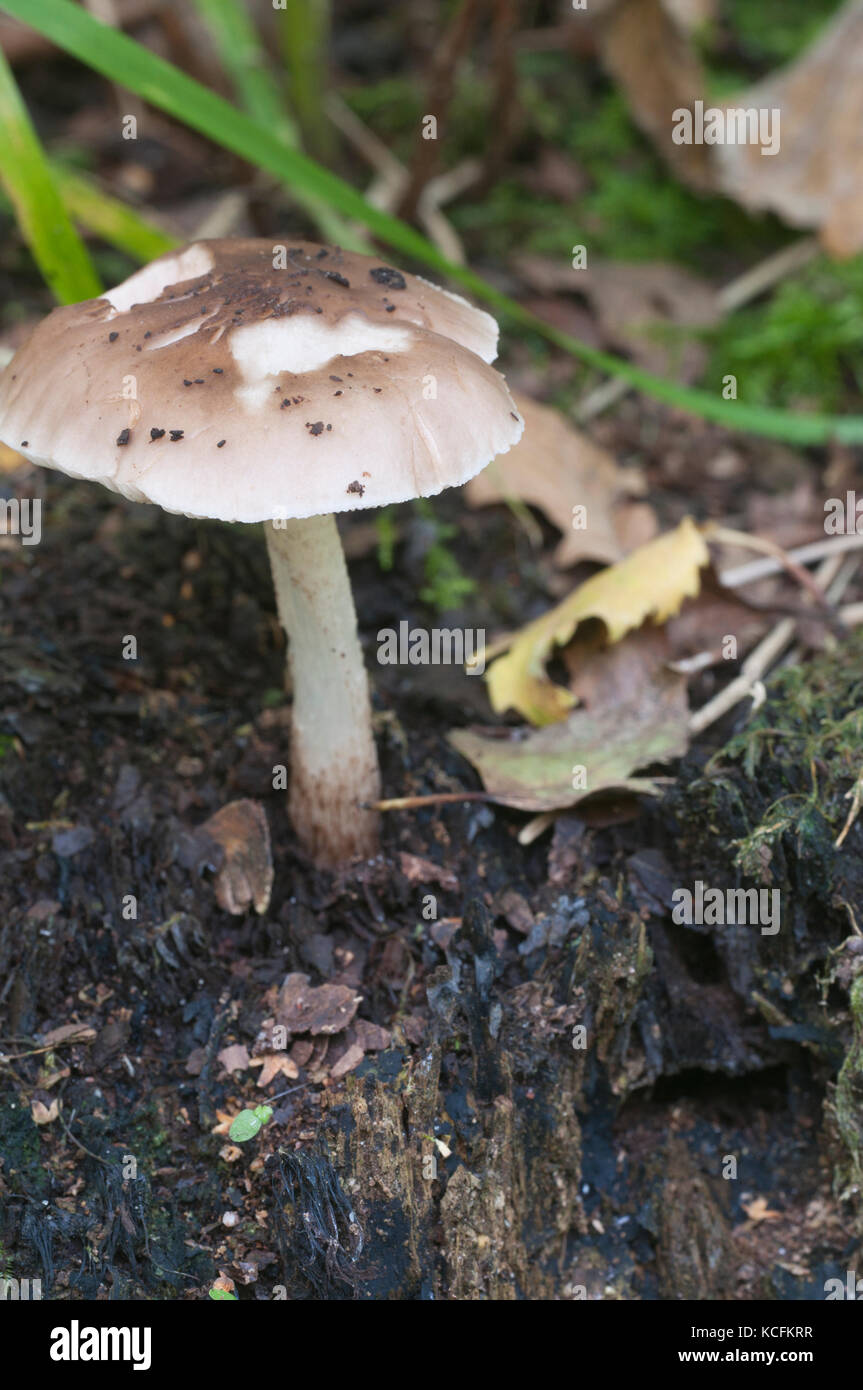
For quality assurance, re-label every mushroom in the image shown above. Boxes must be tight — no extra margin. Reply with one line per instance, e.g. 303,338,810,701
0,239,523,868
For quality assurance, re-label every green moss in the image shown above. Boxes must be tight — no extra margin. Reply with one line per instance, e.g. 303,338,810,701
725,0,844,66
707,256,863,412
706,633,863,882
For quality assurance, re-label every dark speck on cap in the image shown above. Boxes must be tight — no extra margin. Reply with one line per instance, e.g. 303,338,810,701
217,440,226,448
20,440,28,447
213,367,223,374
306,421,325,436
109,332,119,342
169,430,184,441
150,427,165,441
370,266,406,290
116,428,131,446
346,480,365,496
320,269,350,288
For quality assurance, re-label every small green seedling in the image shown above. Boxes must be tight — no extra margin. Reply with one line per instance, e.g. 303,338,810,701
229,1104,273,1143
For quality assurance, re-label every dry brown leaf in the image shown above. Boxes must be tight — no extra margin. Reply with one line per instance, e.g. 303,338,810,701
217,1043,251,1075
595,0,712,189
467,393,655,568
274,971,362,1037
398,851,459,891
516,257,719,380
329,1043,366,1078
713,1,863,256
450,667,688,812
200,799,273,916
39,1022,97,1048
740,1195,783,1224
249,1053,299,1087
31,1096,61,1125
486,518,710,725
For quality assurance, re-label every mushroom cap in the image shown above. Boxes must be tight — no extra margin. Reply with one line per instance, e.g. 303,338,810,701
0,239,524,522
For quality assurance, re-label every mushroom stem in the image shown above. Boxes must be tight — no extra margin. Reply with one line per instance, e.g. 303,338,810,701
264,513,381,868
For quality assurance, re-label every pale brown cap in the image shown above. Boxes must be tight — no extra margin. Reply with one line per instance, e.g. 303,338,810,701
0,239,523,521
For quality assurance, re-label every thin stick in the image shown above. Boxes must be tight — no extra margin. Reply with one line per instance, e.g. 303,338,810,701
719,533,863,589
369,791,492,812
690,553,841,735
709,525,829,606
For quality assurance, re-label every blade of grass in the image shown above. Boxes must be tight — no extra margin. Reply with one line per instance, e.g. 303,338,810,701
51,162,180,261
0,42,102,302
3,0,863,444
189,0,367,251
190,0,296,141
279,0,333,160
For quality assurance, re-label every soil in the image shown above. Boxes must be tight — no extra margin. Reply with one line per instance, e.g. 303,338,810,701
1,418,861,1300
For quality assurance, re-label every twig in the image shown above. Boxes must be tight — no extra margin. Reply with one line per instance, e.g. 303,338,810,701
58,1108,110,1166
690,553,841,735
836,769,863,850
709,525,829,606
369,791,492,812
717,237,820,315
397,0,485,222
719,534,863,589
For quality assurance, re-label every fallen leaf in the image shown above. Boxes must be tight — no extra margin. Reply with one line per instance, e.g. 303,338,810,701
712,1,863,257
217,1043,251,1075
329,1043,366,1078
517,256,719,380
31,1096,61,1125
450,668,688,812
467,393,655,568
200,799,273,916
210,1108,237,1137
398,851,459,891
741,1196,783,1224
274,972,362,1037
594,0,712,189
39,1022,97,1048
248,1053,299,1087
486,517,710,724
351,1019,392,1051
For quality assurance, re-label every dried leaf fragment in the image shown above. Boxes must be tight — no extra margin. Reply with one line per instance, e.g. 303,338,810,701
451,667,688,812
201,798,273,915
486,517,710,725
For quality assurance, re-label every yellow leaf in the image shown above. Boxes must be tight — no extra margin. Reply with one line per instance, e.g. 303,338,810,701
486,517,709,725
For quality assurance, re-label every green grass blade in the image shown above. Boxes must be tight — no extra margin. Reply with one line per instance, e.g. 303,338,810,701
0,41,102,302
189,0,366,251
190,0,297,141
2,0,863,443
51,163,180,261
279,0,332,159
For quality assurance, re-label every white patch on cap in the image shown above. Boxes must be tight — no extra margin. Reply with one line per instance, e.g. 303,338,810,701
145,317,217,351
104,244,214,314
229,314,411,408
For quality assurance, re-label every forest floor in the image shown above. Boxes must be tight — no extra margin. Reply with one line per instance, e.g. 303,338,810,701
1,0,862,1301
